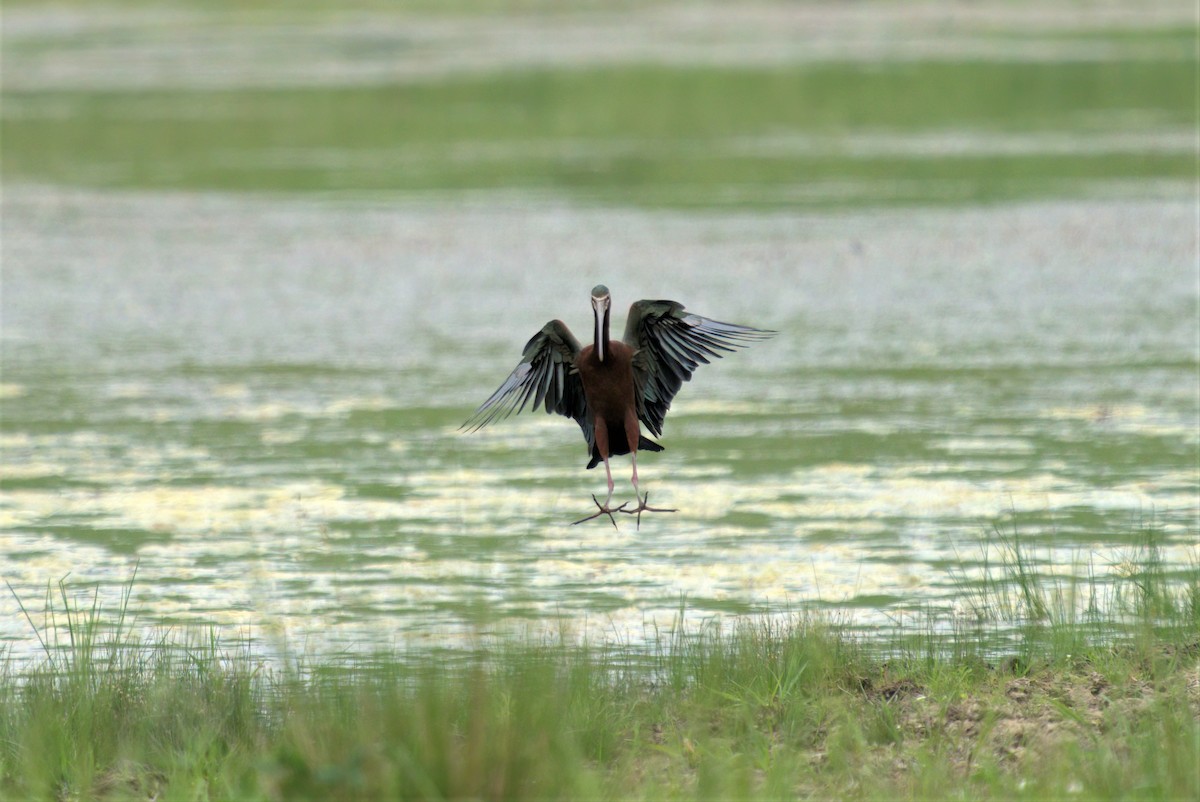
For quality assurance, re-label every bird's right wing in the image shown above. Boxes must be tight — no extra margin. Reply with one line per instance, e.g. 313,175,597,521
461,319,591,437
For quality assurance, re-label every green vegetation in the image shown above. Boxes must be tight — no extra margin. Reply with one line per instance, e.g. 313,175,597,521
3,58,1193,208
3,532,1197,801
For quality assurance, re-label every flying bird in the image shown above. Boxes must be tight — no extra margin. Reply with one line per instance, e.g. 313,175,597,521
463,285,774,526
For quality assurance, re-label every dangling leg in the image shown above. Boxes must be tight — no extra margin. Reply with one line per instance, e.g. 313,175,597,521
602,454,615,509
618,410,675,529
572,417,627,527
624,408,642,500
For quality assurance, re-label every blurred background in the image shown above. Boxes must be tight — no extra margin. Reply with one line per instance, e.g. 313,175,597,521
1,0,1196,657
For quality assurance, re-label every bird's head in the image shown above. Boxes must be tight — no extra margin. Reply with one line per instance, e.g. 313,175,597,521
590,284,611,313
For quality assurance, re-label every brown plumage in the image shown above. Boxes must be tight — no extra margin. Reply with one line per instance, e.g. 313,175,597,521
463,284,774,525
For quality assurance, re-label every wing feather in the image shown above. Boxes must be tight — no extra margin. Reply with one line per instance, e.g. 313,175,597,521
462,320,590,443
623,300,774,437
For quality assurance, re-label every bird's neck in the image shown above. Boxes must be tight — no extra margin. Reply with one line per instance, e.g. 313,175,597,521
594,306,611,362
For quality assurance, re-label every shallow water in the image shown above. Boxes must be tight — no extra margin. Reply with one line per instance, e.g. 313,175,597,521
1,186,1195,658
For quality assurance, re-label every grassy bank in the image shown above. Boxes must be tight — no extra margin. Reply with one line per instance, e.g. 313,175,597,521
2,533,1197,800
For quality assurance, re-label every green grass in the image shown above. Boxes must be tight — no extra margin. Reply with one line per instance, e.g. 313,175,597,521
3,59,1193,208
3,531,1197,800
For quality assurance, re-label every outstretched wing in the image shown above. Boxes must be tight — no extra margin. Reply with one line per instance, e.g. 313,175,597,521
462,319,591,441
623,300,775,437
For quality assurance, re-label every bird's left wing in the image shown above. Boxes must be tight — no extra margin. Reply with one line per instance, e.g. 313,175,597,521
624,300,775,437
461,319,590,434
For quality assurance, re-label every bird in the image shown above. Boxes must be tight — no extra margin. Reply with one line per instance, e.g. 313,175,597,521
462,285,775,527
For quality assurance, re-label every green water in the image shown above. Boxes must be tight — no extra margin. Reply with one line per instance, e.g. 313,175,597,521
1,2,1196,657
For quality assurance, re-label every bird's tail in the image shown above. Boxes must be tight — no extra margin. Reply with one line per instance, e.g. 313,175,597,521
637,435,665,454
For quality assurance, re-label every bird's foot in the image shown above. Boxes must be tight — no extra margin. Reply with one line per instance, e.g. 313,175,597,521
571,494,630,528
619,491,677,530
